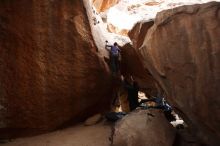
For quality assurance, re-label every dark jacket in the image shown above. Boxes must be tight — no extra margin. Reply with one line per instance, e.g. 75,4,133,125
123,80,139,111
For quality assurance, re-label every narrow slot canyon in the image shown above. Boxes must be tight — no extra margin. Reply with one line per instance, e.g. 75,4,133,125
0,0,220,146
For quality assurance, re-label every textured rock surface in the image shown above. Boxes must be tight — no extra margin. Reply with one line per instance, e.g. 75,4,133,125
112,110,176,146
0,0,112,137
92,0,119,12
139,2,220,145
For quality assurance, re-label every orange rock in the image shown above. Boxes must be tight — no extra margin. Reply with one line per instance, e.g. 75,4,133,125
144,1,162,6
107,23,129,36
93,0,119,12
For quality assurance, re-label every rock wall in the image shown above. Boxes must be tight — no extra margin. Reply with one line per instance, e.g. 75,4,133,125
139,2,220,145
0,0,112,138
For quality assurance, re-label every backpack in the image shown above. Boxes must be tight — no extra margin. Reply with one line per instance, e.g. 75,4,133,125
105,112,127,122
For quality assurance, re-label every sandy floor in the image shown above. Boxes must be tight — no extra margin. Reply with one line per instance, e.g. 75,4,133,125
1,122,112,146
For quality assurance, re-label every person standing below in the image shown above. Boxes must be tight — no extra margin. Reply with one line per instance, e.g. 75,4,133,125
121,75,140,111
105,41,121,75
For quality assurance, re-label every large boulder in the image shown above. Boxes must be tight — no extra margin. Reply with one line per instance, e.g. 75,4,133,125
139,2,220,145
0,0,112,138
112,110,176,146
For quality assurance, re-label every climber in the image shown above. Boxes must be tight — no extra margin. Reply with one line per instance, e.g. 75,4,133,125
105,41,121,74
121,75,140,111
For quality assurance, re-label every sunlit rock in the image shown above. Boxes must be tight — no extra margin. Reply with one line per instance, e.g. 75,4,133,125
98,0,220,38
92,0,119,12
107,23,129,36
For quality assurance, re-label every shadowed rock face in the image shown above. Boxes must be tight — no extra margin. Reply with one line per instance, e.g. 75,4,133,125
0,0,112,137
119,21,160,97
138,2,220,145
120,44,162,97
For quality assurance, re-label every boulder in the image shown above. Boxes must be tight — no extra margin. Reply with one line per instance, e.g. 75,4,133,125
112,110,176,146
139,2,220,145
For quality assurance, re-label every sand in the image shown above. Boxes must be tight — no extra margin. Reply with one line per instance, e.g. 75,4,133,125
1,122,112,146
